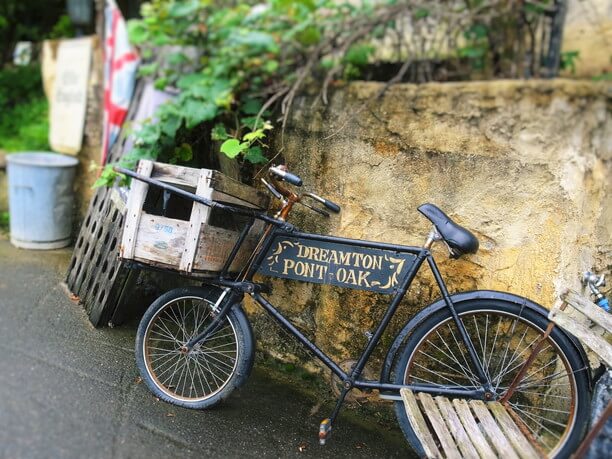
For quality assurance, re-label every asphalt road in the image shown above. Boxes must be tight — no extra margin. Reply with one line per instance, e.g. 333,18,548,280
0,238,412,458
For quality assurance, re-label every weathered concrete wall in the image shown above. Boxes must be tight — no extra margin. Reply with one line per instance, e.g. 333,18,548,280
563,0,612,77
246,79,611,371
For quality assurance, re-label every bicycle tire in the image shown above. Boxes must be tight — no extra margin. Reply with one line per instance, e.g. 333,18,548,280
393,298,590,458
135,286,255,409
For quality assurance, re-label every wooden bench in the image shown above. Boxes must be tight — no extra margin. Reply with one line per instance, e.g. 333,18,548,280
400,389,542,459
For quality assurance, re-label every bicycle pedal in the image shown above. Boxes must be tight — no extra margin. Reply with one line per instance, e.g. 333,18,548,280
318,418,332,445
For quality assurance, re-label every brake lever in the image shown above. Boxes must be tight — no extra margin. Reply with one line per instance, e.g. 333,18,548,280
261,178,284,201
298,200,330,218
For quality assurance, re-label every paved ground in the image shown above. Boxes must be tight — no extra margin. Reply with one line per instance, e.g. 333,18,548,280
0,238,412,458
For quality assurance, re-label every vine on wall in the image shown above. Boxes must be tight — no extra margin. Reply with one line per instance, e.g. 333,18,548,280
96,0,565,186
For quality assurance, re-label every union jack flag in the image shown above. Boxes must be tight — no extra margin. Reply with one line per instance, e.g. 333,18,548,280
102,0,139,164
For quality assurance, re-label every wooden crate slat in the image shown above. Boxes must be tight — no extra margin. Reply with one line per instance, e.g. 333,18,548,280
120,160,153,260
210,170,269,209
400,389,442,459
434,396,480,459
549,308,612,367
150,162,200,187
417,393,463,459
488,402,542,459
133,215,188,267
119,160,268,275
452,399,497,459
469,400,520,459
561,289,612,334
194,226,259,273
179,169,213,272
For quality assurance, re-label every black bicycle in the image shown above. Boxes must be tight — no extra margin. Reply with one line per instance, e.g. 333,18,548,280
117,165,591,458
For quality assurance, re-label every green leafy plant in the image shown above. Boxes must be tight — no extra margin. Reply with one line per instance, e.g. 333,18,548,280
0,65,49,151
560,50,579,75
96,1,564,187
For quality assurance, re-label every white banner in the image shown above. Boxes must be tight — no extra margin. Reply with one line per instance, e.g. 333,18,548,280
49,37,93,155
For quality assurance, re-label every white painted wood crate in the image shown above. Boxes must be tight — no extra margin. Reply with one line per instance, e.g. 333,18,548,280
120,160,269,274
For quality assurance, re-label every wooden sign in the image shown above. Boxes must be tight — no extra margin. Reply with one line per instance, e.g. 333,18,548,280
49,37,93,155
258,236,416,293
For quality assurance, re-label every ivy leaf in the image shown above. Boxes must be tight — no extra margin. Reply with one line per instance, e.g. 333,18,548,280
211,124,229,141
167,52,189,66
138,63,158,77
344,44,374,67
154,76,169,90
241,99,262,115
174,143,193,162
415,8,429,20
243,129,265,142
138,124,161,145
231,31,279,53
127,20,148,44
93,165,120,188
264,60,279,73
220,139,247,158
244,146,267,164
161,114,182,138
296,26,320,46
177,73,207,90
184,100,217,129
169,0,200,18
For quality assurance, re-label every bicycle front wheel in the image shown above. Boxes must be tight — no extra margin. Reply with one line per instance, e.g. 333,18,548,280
135,287,254,409
394,299,590,458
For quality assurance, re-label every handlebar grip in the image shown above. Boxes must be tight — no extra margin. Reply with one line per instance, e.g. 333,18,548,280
269,166,303,187
322,199,341,213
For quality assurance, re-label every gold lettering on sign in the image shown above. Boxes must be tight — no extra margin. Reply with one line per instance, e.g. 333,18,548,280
264,239,408,291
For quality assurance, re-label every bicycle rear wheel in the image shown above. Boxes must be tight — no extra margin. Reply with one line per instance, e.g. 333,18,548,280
394,299,590,458
135,286,254,409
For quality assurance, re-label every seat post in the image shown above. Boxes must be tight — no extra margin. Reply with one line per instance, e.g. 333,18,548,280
423,226,442,250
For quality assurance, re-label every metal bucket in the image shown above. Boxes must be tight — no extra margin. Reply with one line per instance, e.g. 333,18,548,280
7,152,79,249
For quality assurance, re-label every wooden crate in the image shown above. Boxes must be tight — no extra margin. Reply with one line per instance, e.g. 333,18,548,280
120,160,269,274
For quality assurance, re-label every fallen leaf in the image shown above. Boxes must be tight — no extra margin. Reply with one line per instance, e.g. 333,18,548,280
298,441,308,452
69,293,80,302
309,401,322,417
355,441,367,449
134,376,142,384
166,412,175,417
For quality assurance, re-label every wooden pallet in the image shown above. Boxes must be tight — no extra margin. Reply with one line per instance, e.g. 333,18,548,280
549,289,612,458
549,289,612,367
400,389,542,459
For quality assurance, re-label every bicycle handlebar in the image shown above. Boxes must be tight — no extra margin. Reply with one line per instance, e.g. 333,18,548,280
269,165,302,187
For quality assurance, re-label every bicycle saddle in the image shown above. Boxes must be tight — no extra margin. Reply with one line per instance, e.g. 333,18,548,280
418,203,479,258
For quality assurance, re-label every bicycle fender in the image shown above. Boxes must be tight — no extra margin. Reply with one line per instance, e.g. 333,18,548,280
380,289,592,388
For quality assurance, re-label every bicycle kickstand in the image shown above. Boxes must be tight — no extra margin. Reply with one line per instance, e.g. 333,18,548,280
319,386,350,445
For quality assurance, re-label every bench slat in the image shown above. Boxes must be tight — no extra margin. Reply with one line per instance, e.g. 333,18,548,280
435,396,480,459
489,402,542,459
549,308,612,368
469,400,520,459
561,289,612,334
400,389,442,458
418,393,463,459
453,399,496,459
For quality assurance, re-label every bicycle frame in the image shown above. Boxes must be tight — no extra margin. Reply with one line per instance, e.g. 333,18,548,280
117,167,493,401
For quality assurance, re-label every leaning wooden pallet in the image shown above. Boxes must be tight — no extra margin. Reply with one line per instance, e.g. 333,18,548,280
550,289,612,459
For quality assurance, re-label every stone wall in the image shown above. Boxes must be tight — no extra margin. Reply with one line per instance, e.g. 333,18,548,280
563,0,612,77
245,79,611,372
